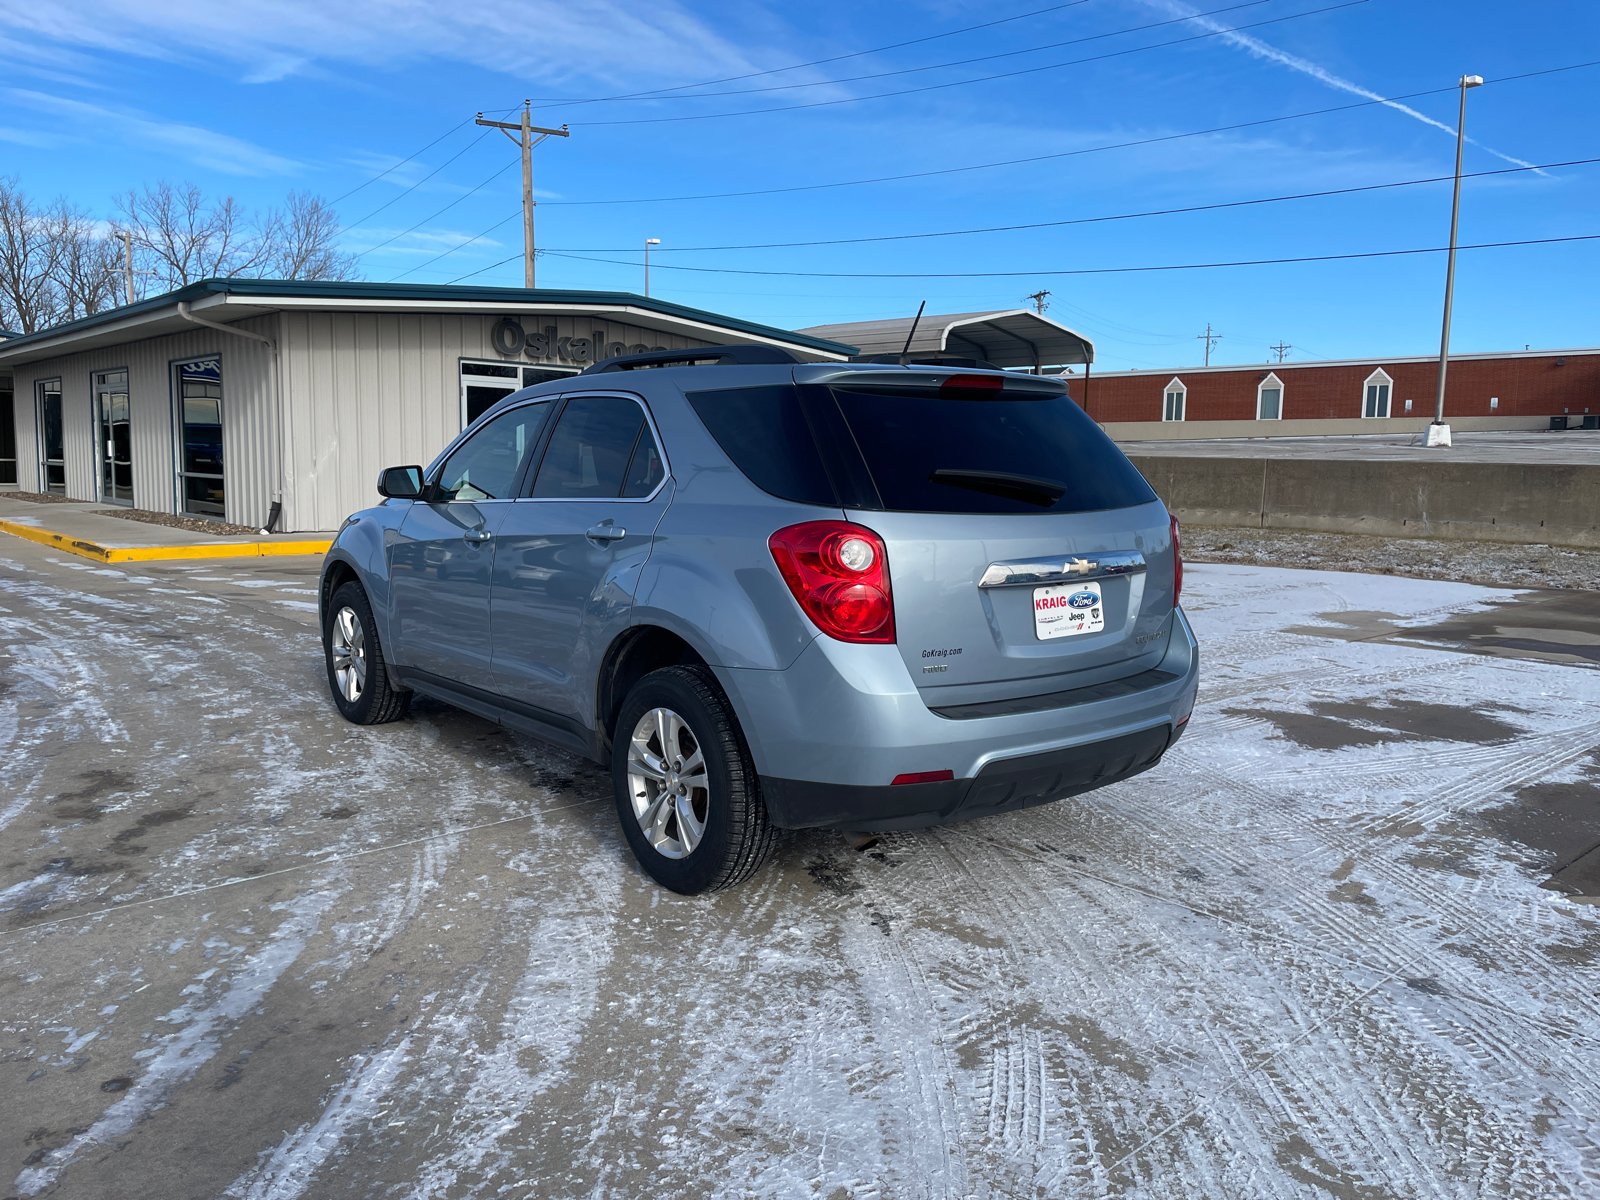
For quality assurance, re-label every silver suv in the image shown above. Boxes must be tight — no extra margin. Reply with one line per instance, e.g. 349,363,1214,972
319,345,1198,893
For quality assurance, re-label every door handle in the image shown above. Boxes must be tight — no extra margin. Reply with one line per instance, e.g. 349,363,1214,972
463,529,493,544
586,524,627,542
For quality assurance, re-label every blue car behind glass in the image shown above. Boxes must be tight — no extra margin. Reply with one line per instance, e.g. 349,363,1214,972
319,346,1199,894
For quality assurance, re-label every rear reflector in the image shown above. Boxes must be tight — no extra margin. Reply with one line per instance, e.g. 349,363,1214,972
891,769,955,786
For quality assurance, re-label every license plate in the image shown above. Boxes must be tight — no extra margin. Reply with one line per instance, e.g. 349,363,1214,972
1033,581,1104,640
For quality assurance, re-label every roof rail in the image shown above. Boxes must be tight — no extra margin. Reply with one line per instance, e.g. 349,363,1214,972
583,343,807,373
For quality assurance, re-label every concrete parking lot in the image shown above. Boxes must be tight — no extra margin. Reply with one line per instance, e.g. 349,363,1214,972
2,538,1597,1199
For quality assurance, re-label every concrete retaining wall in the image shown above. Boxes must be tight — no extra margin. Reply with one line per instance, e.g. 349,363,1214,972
1128,455,1600,548
1104,415,1552,442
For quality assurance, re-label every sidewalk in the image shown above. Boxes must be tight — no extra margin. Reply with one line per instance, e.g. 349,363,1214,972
0,496,333,563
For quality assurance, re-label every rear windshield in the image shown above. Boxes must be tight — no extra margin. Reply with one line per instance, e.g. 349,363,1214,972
686,381,1157,515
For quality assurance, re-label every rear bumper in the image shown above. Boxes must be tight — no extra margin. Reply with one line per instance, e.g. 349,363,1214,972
763,723,1174,832
714,607,1199,831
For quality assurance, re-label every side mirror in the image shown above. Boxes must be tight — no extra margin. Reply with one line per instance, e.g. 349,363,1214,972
377,465,423,500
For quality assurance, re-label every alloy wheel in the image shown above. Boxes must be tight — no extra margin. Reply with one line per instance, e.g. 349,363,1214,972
626,706,709,859
329,606,368,703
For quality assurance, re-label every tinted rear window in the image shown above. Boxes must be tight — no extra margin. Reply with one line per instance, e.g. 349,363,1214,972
830,386,1156,514
684,385,836,506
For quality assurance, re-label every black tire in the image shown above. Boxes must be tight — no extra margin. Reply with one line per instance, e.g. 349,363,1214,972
611,665,777,894
323,581,411,725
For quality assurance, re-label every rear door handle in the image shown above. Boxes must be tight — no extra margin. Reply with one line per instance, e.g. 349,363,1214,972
463,529,493,544
586,524,627,542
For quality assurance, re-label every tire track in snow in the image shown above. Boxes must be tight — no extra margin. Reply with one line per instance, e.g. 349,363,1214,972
14,876,346,1197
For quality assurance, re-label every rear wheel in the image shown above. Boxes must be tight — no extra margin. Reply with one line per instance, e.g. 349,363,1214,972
611,665,777,894
324,581,411,725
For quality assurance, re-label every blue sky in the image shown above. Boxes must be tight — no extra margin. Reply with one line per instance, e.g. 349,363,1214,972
1,0,1595,369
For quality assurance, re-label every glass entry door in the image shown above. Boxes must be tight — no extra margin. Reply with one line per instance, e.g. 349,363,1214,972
176,358,224,517
95,370,133,505
37,380,64,495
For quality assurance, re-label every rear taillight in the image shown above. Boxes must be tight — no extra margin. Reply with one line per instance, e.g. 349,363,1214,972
769,521,895,644
1170,514,1183,606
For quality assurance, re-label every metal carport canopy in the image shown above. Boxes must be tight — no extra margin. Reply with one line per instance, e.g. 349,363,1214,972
797,309,1094,370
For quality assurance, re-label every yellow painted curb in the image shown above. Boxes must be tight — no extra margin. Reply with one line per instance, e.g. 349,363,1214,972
0,518,332,563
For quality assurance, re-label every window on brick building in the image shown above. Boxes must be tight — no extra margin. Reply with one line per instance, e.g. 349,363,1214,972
1257,373,1283,420
1363,368,1393,418
1163,378,1185,422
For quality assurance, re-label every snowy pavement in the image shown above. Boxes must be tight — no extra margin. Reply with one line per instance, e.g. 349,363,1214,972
2,542,1597,1199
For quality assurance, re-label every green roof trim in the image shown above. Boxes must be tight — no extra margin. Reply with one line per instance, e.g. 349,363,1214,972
0,278,860,357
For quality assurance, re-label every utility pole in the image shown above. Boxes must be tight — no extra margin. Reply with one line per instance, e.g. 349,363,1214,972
1197,323,1220,367
475,103,570,288
1270,341,1291,363
1429,73,1483,448
1026,289,1051,315
644,238,660,298
118,230,134,305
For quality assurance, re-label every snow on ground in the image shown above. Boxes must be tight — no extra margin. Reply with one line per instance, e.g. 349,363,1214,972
1,548,1597,1199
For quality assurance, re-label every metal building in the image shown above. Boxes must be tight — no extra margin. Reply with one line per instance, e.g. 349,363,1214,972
0,280,856,532
798,309,1094,373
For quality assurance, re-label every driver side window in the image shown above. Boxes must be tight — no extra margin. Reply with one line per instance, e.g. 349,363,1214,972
434,401,550,502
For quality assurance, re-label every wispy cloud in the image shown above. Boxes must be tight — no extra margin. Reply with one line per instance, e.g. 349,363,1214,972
1141,0,1540,171
0,0,763,91
1,90,301,175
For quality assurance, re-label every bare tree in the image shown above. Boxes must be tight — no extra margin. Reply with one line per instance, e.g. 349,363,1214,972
1,178,360,334
264,192,357,281
114,182,357,289
49,201,122,321
0,176,64,334
113,182,270,290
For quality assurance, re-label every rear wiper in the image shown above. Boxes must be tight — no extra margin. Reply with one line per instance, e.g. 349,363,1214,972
929,469,1066,508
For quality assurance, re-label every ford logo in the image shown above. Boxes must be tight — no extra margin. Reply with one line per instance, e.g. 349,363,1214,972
1067,590,1098,610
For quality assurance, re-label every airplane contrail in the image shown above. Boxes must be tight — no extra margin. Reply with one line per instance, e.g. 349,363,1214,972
1144,1,1541,171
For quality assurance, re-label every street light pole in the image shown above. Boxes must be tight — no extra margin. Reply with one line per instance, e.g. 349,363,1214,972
1429,74,1482,447
644,238,660,297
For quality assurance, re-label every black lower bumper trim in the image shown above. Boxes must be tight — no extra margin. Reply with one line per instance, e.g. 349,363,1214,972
762,724,1173,832
928,667,1181,720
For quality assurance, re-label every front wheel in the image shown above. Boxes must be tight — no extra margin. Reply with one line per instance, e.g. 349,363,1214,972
611,665,777,894
323,581,411,725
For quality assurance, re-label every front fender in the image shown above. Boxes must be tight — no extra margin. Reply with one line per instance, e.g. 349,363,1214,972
320,502,409,655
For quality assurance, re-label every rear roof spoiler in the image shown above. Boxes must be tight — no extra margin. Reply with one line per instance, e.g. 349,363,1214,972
583,344,810,373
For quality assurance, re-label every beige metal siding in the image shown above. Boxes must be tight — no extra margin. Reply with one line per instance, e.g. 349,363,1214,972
278,310,711,532
5,315,281,526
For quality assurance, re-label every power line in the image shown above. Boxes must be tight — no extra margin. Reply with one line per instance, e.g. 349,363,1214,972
533,60,1600,207
351,158,521,260
522,0,1095,111
392,155,1596,280
540,158,1600,254
388,210,523,283
531,0,1270,108
536,233,1600,279
340,127,499,238
560,0,1370,127
328,117,475,205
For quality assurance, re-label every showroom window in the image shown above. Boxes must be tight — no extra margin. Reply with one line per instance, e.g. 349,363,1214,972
460,360,578,428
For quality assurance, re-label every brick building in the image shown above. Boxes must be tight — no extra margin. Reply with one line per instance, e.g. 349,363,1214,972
1066,347,1599,431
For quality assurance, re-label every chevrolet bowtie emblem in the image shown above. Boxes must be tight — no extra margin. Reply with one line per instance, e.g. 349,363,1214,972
1066,557,1095,575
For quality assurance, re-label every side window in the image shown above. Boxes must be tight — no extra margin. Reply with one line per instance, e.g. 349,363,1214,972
530,395,655,499
622,424,665,497
434,402,550,502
